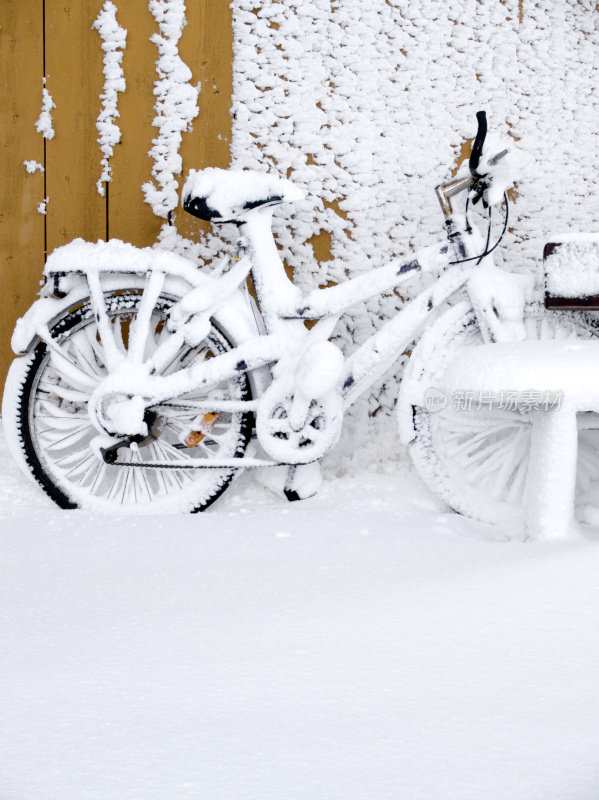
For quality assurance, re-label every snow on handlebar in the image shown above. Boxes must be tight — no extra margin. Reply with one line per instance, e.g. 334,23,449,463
476,136,516,206
468,111,516,207
437,113,516,217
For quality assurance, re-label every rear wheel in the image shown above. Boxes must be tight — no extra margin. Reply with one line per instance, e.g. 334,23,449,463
3,291,252,513
398,303,599,525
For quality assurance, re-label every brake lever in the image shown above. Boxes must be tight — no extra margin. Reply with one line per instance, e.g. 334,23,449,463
472,149,510,206
469,110,488,178
488,148,509,166
470,179,489,207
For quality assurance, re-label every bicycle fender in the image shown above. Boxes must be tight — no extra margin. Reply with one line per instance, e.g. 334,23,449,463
11,273,260,356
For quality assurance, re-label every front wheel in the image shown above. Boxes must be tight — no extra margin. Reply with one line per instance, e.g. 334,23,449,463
398,303,599,526
2,290,252,513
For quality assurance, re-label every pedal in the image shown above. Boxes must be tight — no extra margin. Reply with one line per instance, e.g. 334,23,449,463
181,412,219,448
255,461,323,501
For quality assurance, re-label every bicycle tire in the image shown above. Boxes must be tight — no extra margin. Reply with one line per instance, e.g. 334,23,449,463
3,290,252,513
398,303,599,526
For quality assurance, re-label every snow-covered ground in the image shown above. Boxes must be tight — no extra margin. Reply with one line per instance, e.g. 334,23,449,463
2,425,599,800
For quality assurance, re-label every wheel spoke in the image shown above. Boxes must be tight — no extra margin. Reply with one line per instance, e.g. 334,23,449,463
63,450,98,482
34,409,87,430
404,308,599,525
37,380,90,404
38,422,92,452
505,445,530,504
68,327,108,377
127,271,166,363
89,460,108,495
48,347,99,391
19,291,251,512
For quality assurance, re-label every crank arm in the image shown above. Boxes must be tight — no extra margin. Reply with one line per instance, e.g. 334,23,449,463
100,437,137,465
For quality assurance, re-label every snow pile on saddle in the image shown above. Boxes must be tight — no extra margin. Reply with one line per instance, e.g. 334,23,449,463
544,234,599,298
182,168,304,222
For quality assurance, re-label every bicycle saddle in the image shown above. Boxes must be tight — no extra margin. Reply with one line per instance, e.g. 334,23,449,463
182,167,304,223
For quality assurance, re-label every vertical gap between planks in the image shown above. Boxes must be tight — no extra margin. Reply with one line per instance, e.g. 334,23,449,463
44,0,106,252
42,0,47,258
106,3,163,247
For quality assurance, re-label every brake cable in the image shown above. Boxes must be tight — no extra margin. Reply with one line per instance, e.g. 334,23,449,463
448,192,510,265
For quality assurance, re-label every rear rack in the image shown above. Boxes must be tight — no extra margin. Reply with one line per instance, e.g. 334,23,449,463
544,239,599,310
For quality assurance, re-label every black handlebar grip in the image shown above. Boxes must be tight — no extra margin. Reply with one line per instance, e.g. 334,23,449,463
469,110,488,177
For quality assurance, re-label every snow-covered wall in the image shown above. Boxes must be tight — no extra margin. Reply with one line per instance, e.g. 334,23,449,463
92,1,127,196
143,0,200,219
35,81,55,141
228,0,599,414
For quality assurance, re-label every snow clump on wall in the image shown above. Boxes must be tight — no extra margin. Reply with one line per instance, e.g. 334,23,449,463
35,80,55,141
143,0,200,219
229,0,599,416
92,1,127,196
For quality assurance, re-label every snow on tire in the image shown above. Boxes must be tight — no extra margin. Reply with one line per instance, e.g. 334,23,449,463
398,302,599,526
2,291,252,513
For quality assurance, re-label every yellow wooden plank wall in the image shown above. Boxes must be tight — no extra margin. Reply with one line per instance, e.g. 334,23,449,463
46,1,106,248
177,1,233,244
0,1,232,386
108,2,164,246
0,0,45,384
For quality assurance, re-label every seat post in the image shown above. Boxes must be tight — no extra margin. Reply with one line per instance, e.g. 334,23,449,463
239,209,304,336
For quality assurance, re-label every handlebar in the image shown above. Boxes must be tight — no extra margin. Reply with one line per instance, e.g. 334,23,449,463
436,110,510,217
469,110,487,178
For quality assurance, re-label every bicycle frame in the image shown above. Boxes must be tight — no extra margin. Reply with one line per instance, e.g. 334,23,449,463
13,173,500,470
209,205,486,410
86,200,487,426
9,110,543,516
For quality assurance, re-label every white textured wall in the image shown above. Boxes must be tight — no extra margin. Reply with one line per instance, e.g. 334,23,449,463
229,0,599,414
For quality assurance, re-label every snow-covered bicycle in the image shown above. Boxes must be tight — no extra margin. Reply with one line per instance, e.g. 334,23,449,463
6,111,591,519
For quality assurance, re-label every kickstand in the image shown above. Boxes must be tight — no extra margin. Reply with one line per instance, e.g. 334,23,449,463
256,462,323,502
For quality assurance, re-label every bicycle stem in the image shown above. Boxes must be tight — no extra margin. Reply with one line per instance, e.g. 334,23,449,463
435,176,473,218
